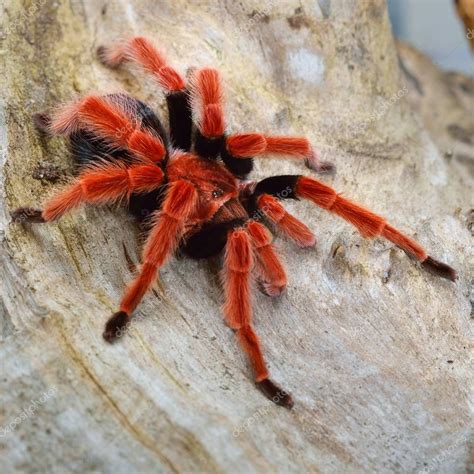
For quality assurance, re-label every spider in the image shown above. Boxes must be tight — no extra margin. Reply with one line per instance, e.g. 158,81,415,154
11,37,457,408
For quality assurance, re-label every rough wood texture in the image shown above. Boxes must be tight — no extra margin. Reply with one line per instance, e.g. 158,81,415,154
0,1,472,472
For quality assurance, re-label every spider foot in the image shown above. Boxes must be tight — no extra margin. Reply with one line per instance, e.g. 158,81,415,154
256,378,294,409
10,207,45,224
96,46,110,66
257,281,286,297
103,311,130,343
422,256,457,282
316,160,336,174
32,111,52,132
305,158,336,175
97,45,123,69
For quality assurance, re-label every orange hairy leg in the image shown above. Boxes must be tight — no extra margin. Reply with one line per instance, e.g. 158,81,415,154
103,180,198,342
97,36,186,92
257,193,316,248
226,133,335,173
246,220,288,297
227,134,310,158
223,227,293,408
294,176,457,281
191,68,225,138
49,96,166,163
97,37,192,151
11,162,164,223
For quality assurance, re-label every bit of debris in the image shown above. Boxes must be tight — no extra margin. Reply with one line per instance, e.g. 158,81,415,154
32,162,64,183
447,124,473,145
287,7,310,29
467,209,474,236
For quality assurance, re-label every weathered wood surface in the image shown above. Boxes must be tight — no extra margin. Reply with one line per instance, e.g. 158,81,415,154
0,1,472,472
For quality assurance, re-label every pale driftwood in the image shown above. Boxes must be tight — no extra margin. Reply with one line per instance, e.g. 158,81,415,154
0,1,472,473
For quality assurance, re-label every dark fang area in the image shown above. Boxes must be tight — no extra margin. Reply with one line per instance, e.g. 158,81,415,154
103,311,130,343
256,379,294,409
180,219,246,259
421,256,457,282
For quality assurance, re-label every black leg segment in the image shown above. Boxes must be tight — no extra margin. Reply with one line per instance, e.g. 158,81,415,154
220,145,254,179
166,90,193,151
245,175,300,215
180,219,246,259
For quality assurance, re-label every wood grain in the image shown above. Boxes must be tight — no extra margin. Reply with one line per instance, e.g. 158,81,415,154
0,1,472,472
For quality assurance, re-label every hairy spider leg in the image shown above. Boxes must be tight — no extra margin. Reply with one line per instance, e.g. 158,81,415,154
32,94,170,222
11,161,164,223
223,227,294,408
189,68,252,177
226,133,334,173
179,217,286,297
190,67,334,177
49,96,167,164
256,193,316,248
103,180,198,341
98,36,193,151
247,175,457,281
246,220,288,297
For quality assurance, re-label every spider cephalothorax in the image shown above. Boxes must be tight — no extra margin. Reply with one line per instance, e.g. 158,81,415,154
12,37,457,408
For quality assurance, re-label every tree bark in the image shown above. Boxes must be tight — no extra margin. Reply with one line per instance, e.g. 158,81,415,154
0,1,472,472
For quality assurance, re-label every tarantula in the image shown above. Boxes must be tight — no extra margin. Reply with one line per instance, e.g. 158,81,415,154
11,37,457,408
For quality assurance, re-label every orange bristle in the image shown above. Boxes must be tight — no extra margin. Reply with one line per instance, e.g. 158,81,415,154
257,194,315,247
256,247,286,286
247,221,287,288
154,66,186,92
222,230,254,329
330,197,386,238
128,165,164,193
42,184,83,221
382,224,427,261
121,181,198,313
126,37,185,91
246,220,271,248
227,133,267,157
196,68,222,105
100,37,186,92
225,229,253,272
128,37,166,72
120,262,158,314
201,104,225,138
49,100,83,135
237,326,269,382
81,165,129,202
296,176,337,209
127,130,166,162
97,43,127,68
264,136,311,157
257,194,286,221
278,214,316,247
79,96,134,147
191,68,226,137
143,212,183,267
